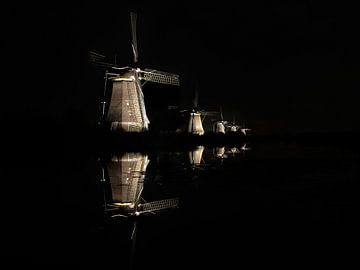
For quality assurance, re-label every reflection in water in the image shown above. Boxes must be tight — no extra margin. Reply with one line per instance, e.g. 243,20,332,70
100,152,180,269
241,143,251,151
187,143,251,169
102,153,149,217
101,152,179,218
211,143,251,160
189,145,205,167
213,146,227,159
97,145,250,268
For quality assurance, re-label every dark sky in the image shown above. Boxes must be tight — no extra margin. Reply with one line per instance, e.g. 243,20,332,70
4,1,360,134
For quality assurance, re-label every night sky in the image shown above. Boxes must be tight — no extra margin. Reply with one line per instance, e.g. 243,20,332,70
4,1,360,134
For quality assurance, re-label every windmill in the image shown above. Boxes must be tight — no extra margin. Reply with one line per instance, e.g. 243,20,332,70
93,12,180,132
182,84,218,135
239,121,252,136
226,116,241,133
185,85,204,135
212,106,228,134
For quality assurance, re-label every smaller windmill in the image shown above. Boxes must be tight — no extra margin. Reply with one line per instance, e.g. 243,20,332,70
185,86,204,135
212,106,228,134
226,116,241,133
239,121,252,136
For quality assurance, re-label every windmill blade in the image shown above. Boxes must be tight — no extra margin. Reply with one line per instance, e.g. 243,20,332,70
137,198,179,214
129,221,137,270
140,69,180,86
89,51,106,62
89,51,119,68
130,12,139,63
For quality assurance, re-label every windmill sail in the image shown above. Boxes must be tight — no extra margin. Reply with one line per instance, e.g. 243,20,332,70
141,69,180,86
138,198,179,214
89,51,119,68
130,12,139,63
89,51,106,62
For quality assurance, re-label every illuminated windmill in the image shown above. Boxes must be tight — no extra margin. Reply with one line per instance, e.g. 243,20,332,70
226,116,241,133
212,106,228,134
186,87,204,135
100,152,179,218
183,86,218,135
225,116,251,136
93,12,180,132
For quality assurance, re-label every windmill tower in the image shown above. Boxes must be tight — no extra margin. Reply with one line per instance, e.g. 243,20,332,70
187,86,205,135
226,116,240,133
96,12,180,133
213,106,227,134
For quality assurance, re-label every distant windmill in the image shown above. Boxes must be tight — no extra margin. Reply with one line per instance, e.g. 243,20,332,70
213,106,228,134
92,12,180,132
239,121,252,136
226,116,241,133
184,85,205,135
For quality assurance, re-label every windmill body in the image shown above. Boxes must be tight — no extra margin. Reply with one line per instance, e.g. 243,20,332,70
212,107,227,134
188,111,204,135
106,70,149,132
213,121,226,134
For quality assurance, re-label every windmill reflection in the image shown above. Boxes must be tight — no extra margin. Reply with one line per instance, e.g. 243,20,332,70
210,143,252,161
188,145,205,168
101,152,179,219
213,146,227,159
100,152,179,270
225,143,252,158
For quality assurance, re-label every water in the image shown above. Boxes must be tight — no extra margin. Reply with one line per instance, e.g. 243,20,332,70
2,142,359,267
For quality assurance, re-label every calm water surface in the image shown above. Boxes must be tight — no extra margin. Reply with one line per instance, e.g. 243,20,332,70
3,142,359,267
